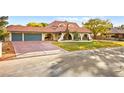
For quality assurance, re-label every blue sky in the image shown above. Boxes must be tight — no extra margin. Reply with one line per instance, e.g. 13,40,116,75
8,16,124,27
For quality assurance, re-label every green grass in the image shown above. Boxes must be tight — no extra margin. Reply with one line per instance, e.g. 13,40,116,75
53,41,124,51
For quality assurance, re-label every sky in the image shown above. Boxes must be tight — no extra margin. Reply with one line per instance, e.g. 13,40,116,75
8,16,124,27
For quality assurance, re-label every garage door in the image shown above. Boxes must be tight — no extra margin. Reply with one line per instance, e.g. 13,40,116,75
24,34,42,41
12,33,22,41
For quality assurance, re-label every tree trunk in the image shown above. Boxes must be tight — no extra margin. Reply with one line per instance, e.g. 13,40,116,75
93,34,97,39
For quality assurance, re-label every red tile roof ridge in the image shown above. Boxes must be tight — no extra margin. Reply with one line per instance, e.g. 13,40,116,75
7,21,91,33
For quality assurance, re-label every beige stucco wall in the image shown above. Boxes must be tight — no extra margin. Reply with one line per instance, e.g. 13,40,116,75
4,32,11,41
53,34,59,40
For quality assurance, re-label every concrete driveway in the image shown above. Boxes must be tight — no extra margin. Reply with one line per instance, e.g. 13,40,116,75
0,47,124,77
12,41,66,58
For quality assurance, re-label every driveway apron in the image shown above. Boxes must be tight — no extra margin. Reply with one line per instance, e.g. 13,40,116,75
12,41,66,58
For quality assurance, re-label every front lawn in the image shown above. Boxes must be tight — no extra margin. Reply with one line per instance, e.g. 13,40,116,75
53,41,124,51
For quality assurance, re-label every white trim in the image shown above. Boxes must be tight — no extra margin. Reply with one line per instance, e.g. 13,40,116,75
42,33,45,41
22,33,24,41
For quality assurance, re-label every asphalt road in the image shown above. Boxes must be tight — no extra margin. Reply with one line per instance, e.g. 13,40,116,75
0,47,124,77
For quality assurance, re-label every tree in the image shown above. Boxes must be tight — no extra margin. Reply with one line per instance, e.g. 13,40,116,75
27,22,42,27
0,16,9,41
114,25,124,29
27,22,48,27
83,19,113,39
41,23,48,27
120,25,124,29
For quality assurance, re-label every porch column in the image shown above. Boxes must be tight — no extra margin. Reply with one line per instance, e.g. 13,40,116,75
53,34,56,40
80,33,84,40
58,33,65,41
0,42,2,57
42,33,45,41
70,33,74,40
22,33,24,41
87,33,92,40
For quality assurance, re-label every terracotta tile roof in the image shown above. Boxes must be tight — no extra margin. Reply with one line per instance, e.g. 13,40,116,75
76,28,91,33
7,25,44,32
7,21,91,33
46,21,91,33
47,20,79,28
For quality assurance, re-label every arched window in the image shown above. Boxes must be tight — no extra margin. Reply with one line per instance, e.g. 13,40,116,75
83,34,89,40
63,33,72,40
45,33,53,41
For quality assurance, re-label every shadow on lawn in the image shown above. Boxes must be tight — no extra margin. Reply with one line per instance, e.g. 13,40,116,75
47,47,124,77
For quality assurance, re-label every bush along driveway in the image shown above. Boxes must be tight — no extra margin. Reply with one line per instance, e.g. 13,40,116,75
0,42,16,61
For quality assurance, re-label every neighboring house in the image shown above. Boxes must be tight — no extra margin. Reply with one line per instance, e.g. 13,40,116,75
109,28,124,40
6,21,92,41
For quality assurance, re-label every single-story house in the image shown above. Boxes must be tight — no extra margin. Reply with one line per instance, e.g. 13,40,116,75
109,28,124,40
6,21,92,41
